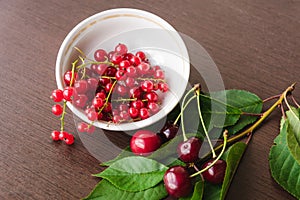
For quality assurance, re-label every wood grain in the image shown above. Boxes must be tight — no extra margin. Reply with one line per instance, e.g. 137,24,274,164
0,0,299,199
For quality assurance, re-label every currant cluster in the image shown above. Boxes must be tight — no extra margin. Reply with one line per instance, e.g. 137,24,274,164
129,85,228,198
62,44,169,132
50,89,75,145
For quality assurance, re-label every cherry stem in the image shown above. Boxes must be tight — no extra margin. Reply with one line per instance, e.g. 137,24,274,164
291,94,300,108
263,94,281,103
190,130,228,178
180,86,200,141
207,83,296,157
284,83,298,119
174,85,199,125
196,88,216,158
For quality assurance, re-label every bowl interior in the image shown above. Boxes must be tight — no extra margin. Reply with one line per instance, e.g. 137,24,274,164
56,8,190,131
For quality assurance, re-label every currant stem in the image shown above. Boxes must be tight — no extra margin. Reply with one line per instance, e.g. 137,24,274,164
196,88,216,158
60,101,67,132
208,83,296,156
190,130,228,178
263,94,281,103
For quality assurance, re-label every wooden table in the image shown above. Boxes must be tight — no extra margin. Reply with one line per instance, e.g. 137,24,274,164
1,0,299,199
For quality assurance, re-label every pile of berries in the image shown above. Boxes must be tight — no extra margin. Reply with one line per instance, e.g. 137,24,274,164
129,85,228,198
50,43,169,144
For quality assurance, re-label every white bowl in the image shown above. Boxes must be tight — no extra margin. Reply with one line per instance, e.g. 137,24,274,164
56,8,190,131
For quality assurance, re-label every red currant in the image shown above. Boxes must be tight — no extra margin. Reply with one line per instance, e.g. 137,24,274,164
129,56,141,66
139,108,150,119
158,82,169,92
115,69,127,81
74,79,89,94
96,64,108,75
131,100,144,109
51,130,60,141
111,53,123,65
115,43,128,55
125,77,136,87
147,102,160,114
87,110,98,121
128,107,139,118
87,78,99,91
77,122,88,132
94,49,107,62
52,104,63,116
135,51,146,61
73,94,88,109
51,89,64,102
126,66,137,77
58,131,68,140
141,80,154,93
92,97,104,110
64,133,75,145
144,92,158,102
63,87,75,101
137,62,150,75
119,60,131,70
105,66,117,77
63,70,78,86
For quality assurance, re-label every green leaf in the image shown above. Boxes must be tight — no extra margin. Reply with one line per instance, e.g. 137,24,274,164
179,180,204,200
269,118,300,199
213,90,263,135
83,180,167,200
94,156,168,192
287,125,300,164
203,142,247,200
286,107,300,146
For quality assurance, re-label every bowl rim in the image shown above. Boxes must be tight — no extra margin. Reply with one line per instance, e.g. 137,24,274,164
55,8,190,131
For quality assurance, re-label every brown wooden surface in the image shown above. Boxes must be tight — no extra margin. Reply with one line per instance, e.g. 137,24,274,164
1,0,299,199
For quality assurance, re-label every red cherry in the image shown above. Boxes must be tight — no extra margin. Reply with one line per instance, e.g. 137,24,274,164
51,89,64,102
135,51,146,61
163,166,192,198
52,104,63,116
201,159,227,184
51,130,60,141
177,137,202,163
94,49,107,62
139,108,150,119
130,130,161,156
157,121,179,143
63,70,78,86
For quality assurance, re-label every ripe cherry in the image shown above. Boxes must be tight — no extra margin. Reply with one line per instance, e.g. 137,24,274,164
52,104,63,116
163,166,192,198
130,130,161,156
201,159,227,184
177,137,202,163
51,89,64,102
157,121,179,143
